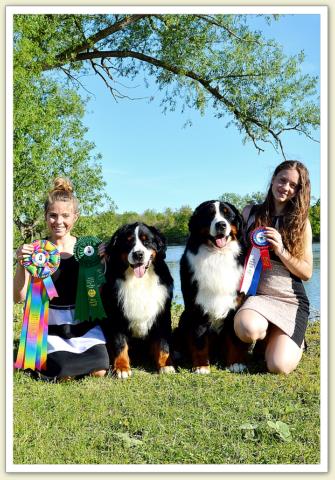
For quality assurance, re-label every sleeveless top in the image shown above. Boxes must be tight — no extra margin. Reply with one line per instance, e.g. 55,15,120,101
238,204,309,348
49,255,79,307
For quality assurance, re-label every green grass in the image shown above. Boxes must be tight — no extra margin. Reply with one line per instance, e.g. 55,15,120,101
12,304,320,465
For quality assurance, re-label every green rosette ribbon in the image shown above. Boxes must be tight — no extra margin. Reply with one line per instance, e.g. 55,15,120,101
74,236,107,322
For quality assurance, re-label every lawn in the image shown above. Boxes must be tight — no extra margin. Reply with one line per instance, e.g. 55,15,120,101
12,304,320,466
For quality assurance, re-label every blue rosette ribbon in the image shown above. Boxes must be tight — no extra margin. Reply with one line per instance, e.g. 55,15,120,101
239,227,272,296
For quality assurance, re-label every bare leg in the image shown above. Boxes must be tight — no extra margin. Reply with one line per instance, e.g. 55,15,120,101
234,309,269,343
90,369,107,377
265,325,303,374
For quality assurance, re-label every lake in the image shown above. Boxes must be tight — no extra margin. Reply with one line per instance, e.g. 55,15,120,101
165,243,320,317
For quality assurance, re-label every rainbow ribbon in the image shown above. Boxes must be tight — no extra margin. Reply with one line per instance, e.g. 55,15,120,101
14,240,60,371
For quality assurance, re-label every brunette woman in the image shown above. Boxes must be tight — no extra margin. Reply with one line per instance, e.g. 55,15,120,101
234,161,313,374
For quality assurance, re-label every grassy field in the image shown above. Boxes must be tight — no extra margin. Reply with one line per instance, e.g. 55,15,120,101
12,304,320,466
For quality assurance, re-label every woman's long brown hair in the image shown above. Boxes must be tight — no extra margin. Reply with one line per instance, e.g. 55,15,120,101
254,160,311,258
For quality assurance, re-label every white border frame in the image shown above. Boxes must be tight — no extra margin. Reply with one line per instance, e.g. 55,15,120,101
6,5,328,473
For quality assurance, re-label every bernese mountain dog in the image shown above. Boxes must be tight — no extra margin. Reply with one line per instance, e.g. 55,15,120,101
174,200,248,374
101,222,175,378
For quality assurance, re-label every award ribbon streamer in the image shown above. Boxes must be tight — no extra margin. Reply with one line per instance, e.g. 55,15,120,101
15,240,60,371
74,236,106,322
240,227,272,296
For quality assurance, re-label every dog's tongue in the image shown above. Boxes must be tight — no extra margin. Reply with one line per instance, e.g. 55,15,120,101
134,264,146,278
215,236,227,248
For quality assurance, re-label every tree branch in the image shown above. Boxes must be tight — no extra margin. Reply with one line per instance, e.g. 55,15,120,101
74,50,288,144
276,124,319,143
45,48,293,154
193,14,275,46
59,66,95,96
56,15,150,64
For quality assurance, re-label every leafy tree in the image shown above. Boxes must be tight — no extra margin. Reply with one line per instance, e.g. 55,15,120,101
15,13,319,158
309,199,320,241
71,205,193,245
219,192,265,212
13,16,110,245
13,14,320,246
164,206,193,243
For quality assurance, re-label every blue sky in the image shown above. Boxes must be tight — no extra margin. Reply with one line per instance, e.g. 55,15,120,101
81,14,321,214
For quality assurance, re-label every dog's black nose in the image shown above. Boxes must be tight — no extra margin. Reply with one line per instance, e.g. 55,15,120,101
132,250,144,262
216,221,226,233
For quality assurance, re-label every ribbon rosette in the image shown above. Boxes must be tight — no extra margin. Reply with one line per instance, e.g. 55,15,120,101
74,236,106,322
239,227,272,296
15,239,60,371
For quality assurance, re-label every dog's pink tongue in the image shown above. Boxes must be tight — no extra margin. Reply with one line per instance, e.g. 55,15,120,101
215,237,227,248
134,265,146,278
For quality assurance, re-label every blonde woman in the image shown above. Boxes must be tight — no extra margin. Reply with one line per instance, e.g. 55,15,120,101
14,178,109,380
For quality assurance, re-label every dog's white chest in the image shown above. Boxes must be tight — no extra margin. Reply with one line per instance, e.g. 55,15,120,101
116,267,168,338
187,244,243,330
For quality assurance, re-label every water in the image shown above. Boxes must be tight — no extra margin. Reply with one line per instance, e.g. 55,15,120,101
304,243,320,313
166,243,321,314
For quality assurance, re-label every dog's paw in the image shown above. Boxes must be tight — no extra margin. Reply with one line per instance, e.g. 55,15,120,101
193,366,211,375
159,366,176,374
114,369,132,379
227,363,247,373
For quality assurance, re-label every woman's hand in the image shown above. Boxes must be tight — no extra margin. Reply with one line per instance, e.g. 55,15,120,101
98,242,109,274
264,227,284,256
98,242,108,259
14,244,34,303
264,221,313,281
16,243,34,265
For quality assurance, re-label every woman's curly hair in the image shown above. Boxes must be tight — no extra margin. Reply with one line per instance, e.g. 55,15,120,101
254,160,311,258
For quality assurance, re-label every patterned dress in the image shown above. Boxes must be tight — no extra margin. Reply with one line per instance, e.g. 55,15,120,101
237,205,310,348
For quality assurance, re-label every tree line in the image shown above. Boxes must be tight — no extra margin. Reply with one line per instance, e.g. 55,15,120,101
72,194,321,246
13,191,320,248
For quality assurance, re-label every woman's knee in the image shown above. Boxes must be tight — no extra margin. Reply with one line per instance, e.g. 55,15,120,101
265,335,303,374
266,355,300,374
234,310,268,343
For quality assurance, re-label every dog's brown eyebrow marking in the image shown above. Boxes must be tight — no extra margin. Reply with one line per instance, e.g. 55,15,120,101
140,235,147,241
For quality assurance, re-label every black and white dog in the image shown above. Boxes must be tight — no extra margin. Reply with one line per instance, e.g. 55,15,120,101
175,200,248,374
101,222,175,378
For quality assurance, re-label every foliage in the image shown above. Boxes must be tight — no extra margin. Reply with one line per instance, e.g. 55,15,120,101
13,16,109,244
219,191,265,212
72,194,320,245
13,15,320,246
15,13,319,157
15,191,320,248
73,205,193,245
309,199,320,241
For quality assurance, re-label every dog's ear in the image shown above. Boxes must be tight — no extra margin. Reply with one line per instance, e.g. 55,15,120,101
149,225,167,258
188,210,199,234
189,200,215,233
105,227,121,256
223,202,244,239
